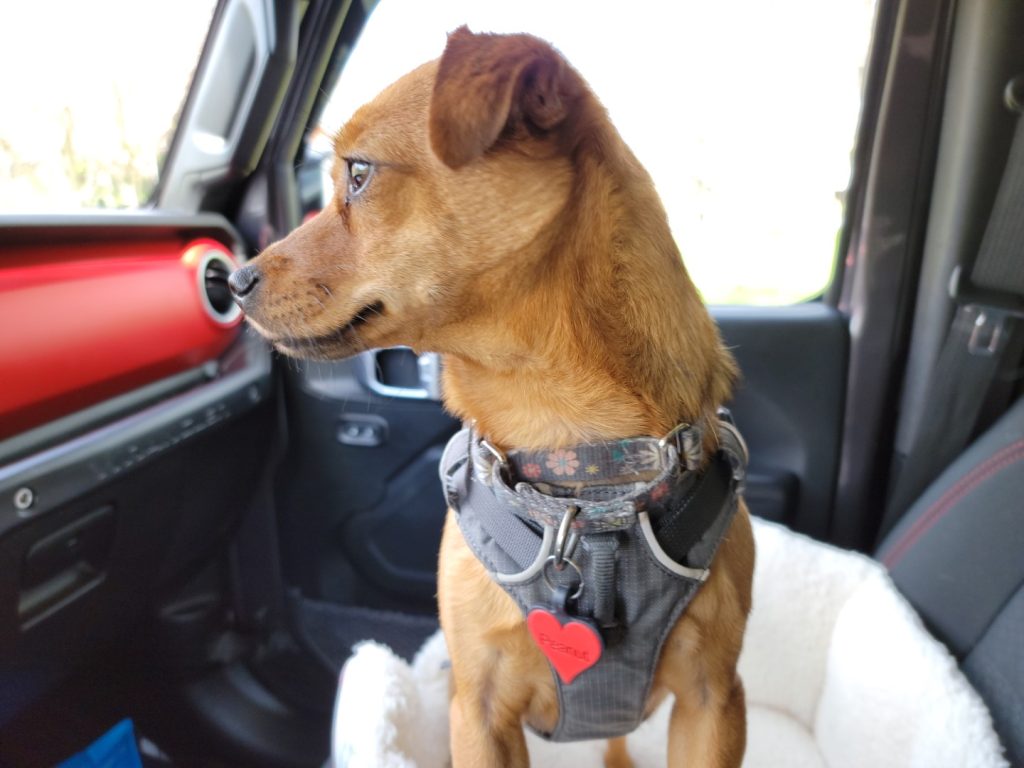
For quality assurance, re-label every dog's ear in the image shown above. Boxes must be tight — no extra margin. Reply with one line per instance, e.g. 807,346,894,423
429,27,575,169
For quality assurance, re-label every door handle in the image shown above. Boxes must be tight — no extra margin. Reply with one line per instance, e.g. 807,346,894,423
358,348,442,400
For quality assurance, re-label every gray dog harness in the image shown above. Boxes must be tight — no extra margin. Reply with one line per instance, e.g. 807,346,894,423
440,414,747,742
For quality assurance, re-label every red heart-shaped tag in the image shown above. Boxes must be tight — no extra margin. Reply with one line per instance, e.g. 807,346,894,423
526,608,603,684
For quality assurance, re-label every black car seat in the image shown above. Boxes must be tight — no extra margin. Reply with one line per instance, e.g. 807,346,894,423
877,395,1024,764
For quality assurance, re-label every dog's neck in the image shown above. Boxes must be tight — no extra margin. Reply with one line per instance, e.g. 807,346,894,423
439,120,734,452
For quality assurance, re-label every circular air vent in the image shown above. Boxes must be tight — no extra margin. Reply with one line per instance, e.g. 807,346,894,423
196,250,242,325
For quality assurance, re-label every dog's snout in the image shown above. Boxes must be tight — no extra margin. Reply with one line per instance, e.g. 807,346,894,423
228,264,261,302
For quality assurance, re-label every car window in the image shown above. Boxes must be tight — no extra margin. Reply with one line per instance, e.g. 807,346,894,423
0,0,217,212
316,0,877,305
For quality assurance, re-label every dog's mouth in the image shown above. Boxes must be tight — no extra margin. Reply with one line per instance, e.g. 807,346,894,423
273,299,386,359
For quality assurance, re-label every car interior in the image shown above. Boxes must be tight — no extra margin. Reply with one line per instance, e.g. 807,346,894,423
0,0,1021,766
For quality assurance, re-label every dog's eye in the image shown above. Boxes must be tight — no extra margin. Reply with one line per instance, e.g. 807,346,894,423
347,160,372,197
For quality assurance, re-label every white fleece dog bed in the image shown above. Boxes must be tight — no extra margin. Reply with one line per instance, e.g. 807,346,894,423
331,519,1007,767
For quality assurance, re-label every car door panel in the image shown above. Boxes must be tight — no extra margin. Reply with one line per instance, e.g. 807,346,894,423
716,303,849,539
277,358,457,615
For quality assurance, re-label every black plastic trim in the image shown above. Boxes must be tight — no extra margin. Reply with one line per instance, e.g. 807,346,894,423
831,0,958,549
257,0,366,237
0,342,271,539
231,0,300,179
0,212,244,249
178,660,329,768
827,0,900,308
0,367,210,468
300,0,378,154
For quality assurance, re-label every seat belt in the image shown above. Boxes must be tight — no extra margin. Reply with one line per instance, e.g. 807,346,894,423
880,91,1024,541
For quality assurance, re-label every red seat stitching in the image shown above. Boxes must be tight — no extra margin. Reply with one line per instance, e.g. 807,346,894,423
883,440,1024,568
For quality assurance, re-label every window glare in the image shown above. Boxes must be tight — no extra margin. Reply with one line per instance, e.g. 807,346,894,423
320,0,877,305
0,0,215,212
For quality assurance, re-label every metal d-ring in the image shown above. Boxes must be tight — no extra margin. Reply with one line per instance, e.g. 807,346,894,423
480,438,508,468
553,505,579,569
658,422,692,449
660,421,703,471
543,556,584,601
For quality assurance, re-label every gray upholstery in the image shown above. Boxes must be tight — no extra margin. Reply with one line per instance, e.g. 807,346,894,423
878,396,1024,763
962,584,1024,764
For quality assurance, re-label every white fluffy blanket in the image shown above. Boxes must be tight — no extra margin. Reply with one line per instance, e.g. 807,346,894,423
331,519,1007,767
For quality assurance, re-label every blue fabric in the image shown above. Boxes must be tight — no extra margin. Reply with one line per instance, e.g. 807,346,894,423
57,719,142,768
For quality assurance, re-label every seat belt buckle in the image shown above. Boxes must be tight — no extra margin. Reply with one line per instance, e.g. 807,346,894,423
966,306,1009,357
948,266,1024,357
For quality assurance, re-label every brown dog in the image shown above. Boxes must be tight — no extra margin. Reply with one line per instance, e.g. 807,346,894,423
231,27,754,768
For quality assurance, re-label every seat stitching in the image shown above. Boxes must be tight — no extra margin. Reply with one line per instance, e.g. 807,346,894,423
884,444,1024,568
883,440,1024,568
920,439,1024,517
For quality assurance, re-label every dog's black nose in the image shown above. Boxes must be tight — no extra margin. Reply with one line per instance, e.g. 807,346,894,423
228,265,261,302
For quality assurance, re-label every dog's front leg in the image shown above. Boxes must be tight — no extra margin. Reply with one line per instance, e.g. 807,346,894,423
440,512,533,767
604,736,635,768
449,691,529,768
666,673,746,768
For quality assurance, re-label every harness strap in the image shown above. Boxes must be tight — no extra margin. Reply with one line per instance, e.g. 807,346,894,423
441,418,746,580
580,535,618,627
439,417,747,742
440,427,545,574
653,451,733,563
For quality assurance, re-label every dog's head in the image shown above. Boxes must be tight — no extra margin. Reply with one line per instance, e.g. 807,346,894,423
230,27,586,360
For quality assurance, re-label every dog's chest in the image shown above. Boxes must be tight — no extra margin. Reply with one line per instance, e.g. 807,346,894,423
440,418,747,742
